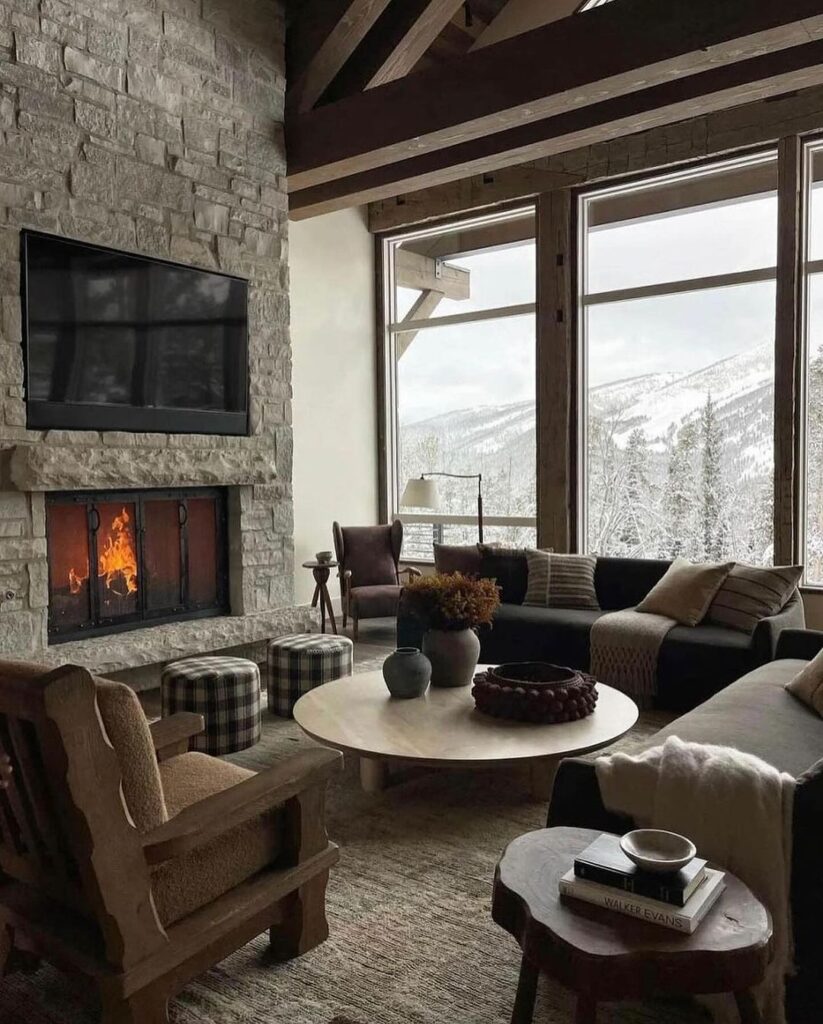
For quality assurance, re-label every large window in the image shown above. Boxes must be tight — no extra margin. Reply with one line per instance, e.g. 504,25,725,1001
579,154,779,563
802,143,823,585
383,209,537,560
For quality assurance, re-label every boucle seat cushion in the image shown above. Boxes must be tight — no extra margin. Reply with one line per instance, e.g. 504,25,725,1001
153,752,282,925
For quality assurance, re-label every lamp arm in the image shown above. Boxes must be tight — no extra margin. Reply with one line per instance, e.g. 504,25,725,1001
418,472,484,544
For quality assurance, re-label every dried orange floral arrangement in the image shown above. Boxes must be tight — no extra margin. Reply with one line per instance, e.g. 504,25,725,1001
403,572,500,631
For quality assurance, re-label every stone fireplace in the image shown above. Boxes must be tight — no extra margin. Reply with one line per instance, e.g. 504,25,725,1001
0,0,316,676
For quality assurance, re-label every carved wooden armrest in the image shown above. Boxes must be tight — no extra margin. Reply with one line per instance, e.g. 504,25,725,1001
149,713,205,762
399,566,422,579
142,748,343,865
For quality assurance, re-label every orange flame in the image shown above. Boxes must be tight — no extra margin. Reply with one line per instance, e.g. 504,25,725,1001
67,506,139,598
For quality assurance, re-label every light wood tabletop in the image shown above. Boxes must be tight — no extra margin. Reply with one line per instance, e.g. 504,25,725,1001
293,667,638,798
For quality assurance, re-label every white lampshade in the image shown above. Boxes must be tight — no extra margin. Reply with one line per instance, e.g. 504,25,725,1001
400,476,441,510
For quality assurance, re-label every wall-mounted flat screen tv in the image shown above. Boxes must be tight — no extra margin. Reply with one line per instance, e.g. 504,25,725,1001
23,231,249,435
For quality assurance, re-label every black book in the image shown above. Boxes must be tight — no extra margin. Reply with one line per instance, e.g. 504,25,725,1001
573,834,706,907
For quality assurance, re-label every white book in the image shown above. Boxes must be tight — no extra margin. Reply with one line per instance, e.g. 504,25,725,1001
558,866,726,934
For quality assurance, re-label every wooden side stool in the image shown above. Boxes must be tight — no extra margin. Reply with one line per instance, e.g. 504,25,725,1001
492,827,773,1024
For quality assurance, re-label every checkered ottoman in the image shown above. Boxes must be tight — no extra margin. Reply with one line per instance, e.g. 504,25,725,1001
267,633,354,718
161,656,262,755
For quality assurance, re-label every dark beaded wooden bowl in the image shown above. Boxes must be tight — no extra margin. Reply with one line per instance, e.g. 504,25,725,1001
472,662,598,723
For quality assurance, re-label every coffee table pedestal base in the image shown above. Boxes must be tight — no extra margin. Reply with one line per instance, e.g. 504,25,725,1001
359,756,389,793
358,755,559,800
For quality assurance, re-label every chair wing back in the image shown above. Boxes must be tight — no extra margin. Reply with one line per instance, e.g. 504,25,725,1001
333,521,403,587
0,661,166,969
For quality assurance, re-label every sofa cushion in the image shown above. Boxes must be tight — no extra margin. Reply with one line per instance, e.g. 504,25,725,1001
523,551,599,610
153,752,281,925
433,543,482,576
656,622,755,711
480,603,604,667
478,545,529,604
646,659,823,778
594,557,670,611
707,564,803,634
636,557,733,626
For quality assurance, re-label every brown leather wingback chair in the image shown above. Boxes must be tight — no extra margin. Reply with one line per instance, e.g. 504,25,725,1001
332,520,421,639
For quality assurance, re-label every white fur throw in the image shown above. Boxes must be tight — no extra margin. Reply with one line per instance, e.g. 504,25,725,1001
596,736,794,1024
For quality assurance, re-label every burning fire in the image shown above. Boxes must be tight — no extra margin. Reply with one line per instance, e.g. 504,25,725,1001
68,506,139,598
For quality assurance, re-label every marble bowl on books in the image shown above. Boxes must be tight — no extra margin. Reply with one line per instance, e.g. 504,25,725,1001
620,829,696,874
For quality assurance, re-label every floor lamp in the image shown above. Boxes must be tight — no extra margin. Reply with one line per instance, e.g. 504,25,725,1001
400,472,484,543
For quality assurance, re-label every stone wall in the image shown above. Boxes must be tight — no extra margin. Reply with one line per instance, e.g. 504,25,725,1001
0,0,298,659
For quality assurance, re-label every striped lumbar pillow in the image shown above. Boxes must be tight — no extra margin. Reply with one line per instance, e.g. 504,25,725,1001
523,551,599,610
706,563,802,634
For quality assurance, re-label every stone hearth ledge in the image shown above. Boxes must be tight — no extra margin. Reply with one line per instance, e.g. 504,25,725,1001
9,444,278,491
5,606,320,676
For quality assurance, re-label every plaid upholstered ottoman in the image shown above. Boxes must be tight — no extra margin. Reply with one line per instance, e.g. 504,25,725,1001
267,633,354,718
161,655,262,755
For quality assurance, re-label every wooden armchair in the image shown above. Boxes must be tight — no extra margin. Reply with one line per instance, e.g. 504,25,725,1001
332,520,421,639
0,660,341,1023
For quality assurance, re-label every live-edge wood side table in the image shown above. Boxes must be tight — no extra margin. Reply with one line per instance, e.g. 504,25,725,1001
302,559,338,634
492,827,772,1024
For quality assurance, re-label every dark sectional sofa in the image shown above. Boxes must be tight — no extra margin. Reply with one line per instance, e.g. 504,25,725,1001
397,553,805,711
549,628,823,1023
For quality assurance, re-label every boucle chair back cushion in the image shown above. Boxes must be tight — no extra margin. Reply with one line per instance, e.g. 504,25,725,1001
636,557,734,626
333,521,402,587
95,680,168,831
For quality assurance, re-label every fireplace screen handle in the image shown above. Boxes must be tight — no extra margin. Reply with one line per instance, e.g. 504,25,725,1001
178,502,188,527
89,507,100,533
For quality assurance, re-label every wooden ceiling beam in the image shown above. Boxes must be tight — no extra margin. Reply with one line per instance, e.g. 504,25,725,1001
286,0,823,190
470,0,579,49
288,38,823,219
287,0,392,115
394,248,470,299
324,0,466,102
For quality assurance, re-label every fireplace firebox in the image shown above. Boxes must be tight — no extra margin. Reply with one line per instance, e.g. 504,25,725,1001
46,488,229,642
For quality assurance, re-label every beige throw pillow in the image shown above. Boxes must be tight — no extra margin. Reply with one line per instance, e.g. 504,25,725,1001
785,650,823,717
636,558,734,626
523,551,599,610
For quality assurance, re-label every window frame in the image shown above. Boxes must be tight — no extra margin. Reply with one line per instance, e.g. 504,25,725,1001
378,203,538,562
575,148,781,561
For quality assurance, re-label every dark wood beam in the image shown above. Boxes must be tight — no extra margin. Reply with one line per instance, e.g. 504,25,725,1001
288,38,823,219
287,0,823,190
287,0,392,115
324,0,465,102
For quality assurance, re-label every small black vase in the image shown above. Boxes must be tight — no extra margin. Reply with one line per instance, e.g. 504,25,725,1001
382,647,431,699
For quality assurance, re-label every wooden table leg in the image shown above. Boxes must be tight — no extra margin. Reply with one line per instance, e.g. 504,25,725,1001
530,759,558,801
321,584,338,635
310,584,320,608
359,757,388,793
510,956,539,1024
734,990,763,1024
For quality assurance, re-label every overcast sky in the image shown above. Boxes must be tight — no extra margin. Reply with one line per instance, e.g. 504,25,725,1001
396,187,823,423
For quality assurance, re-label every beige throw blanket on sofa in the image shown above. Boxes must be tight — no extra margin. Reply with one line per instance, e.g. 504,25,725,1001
589,609,676,707
596,736,795,1024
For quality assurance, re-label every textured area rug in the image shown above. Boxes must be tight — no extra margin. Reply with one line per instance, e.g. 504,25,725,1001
2,666,707,1024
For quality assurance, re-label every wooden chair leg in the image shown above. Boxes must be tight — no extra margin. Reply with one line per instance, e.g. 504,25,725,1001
100,987,170,1024
510,956,539,1024
269,871,330,961
734,990,763,1024
353,612,359,640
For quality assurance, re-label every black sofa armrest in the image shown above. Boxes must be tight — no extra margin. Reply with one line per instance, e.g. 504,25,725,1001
751,590,806,662
546,756,634,834
775,627,823,661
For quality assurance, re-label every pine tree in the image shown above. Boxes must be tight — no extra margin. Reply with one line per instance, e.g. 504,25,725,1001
664,422,697,558
701,393,725,560
618,427,649,553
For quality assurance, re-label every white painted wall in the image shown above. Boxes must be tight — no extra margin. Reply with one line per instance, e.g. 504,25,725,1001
290,207,378,605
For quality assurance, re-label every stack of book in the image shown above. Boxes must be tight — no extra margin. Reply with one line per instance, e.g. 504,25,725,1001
558,834,725,934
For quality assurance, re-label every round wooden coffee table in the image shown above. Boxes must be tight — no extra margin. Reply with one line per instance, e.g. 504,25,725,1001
493,827,772,1024
292,668,638,799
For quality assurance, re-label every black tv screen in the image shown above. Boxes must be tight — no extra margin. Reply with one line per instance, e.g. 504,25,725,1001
23,231,249,435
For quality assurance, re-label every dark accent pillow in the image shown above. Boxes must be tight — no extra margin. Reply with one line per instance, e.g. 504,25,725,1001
478,544,530,605
523,551,599,610
707,564,802,634
433,543,482,576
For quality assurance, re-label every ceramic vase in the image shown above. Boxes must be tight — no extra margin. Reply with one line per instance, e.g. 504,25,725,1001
382,647,431,699
422,628,481,687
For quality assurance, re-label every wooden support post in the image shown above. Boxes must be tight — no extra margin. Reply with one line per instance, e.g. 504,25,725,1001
536,191,576,553
774,135,804,566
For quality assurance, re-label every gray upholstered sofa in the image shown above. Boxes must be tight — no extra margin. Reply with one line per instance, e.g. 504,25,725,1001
397,552,805,711
548,628,823,1023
